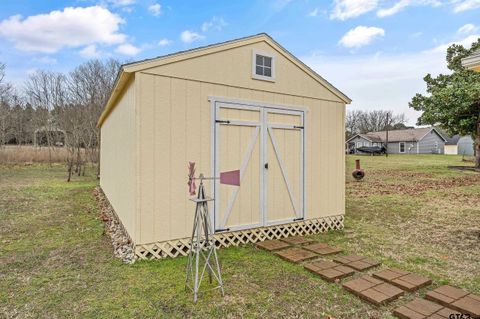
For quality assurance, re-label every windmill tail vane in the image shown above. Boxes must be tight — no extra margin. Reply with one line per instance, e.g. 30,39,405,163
187,162,240,196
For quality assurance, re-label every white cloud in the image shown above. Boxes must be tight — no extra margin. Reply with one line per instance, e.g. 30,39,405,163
122,7,134,13
180,30,204,43
115,43,141,56
453,0,480,12
148,3,162,16
0,6,126,53
109,0,135,6
457,23,478,34
339,26,385,48
80,44,100,58
301,48,449,125
330,0,379,20
201,17,227,32
158,38,171,46
428,34,480,53
377,0,441,17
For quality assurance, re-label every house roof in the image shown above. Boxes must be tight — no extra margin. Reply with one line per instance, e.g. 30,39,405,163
347,127,447,143
445,134,461,145
356,134,383,142
97,33,351,128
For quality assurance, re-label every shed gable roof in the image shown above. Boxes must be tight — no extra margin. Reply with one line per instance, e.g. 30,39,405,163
97,33,351,127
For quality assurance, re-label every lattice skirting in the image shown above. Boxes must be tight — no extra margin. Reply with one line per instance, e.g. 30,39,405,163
135,215,344,260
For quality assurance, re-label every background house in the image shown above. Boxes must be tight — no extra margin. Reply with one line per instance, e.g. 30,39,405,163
97,33,350,259
444,135,475,156
347,127,447,154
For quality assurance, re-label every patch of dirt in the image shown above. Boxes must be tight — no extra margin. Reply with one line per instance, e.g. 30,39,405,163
347,175,480,197
371,169,435,178
93,187,136,264
448,165,480,173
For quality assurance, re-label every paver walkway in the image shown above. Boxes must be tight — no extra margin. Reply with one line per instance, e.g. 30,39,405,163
333,254,381,271
304,260,355,282
393,298,462,319
342,275,404,306
256,239,290,251
256,237,479,318
303,243,343,255
373,268,432,292
275,247,318,263
280,236,314,246
425,286,480,317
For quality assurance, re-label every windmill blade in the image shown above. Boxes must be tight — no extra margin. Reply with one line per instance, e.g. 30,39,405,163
188,162,196,195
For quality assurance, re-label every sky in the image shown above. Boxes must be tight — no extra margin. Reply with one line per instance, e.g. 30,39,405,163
0,0,479,125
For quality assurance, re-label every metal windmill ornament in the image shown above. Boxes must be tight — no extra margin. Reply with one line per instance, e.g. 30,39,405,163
185,162,240,302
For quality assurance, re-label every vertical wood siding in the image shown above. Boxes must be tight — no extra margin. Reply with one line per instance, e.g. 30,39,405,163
100,78,137,241
135,72,345,244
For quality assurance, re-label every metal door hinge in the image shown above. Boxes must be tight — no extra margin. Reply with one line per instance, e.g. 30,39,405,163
293,217,304,221
294,126,304,129
216,120,230,124
264,163,268,169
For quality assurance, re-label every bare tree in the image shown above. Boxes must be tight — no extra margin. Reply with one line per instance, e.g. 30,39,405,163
67,59,120,177
346,110,362,139
24,70,67,164
346,109,408,138
0,63,14,147
4,59,121,180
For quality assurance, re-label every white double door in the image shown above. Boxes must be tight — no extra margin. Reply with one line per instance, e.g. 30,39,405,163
214,102,305,232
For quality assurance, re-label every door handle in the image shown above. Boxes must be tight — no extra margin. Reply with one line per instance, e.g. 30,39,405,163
264,163,268,169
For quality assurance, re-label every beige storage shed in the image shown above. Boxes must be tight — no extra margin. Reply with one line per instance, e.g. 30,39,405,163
97,33,351,259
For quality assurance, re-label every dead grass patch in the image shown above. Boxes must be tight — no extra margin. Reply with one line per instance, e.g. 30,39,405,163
0,145,71,163
347,173,479,197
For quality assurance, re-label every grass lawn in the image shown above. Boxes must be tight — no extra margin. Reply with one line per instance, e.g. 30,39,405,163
1,155,479,318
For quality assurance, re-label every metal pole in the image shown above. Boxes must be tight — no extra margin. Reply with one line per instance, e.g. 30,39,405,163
194,200,200,303
385,113,389,158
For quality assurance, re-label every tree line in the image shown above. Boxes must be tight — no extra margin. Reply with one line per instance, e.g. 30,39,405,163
345,109,409,140
0,59,121,181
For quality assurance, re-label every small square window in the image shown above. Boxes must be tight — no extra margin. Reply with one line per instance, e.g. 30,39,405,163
255,55,270,76
252,51,275,81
